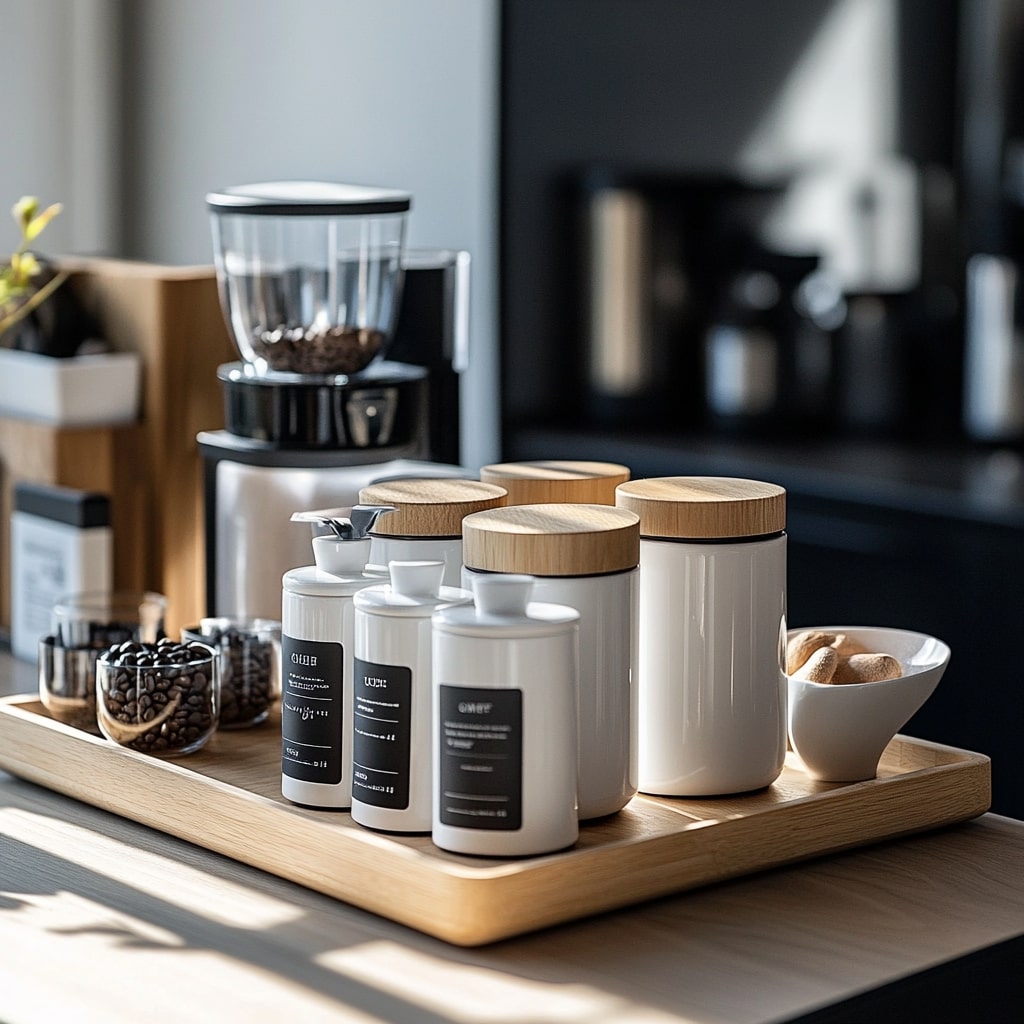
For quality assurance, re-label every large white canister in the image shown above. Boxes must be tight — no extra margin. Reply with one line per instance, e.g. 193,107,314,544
461,503,640,820
616,477,788,797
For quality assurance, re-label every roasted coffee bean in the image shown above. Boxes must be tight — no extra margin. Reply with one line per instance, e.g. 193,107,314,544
252,323,385,375
97,639,218,754
185,623,277,728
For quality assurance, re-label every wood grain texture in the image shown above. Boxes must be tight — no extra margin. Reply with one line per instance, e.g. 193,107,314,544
480,460,631,505
0,694,991,946
358,478,508,536
0,417,147,628
462,503,640,576
58,259,236,634
616,476,786,539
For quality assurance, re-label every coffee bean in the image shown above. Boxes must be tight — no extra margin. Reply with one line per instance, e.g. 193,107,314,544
96,639,218,754
182,623,279,729
252,323,385,375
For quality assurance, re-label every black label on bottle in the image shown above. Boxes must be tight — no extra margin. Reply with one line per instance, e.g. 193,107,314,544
351,657,412,809
281,635,343,784
438,685,522,831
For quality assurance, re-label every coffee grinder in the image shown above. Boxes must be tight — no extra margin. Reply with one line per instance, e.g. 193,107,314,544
198,181,469,620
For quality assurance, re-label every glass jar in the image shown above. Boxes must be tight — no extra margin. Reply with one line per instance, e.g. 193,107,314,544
206,180,411,374
39,590,167,732
96,638,220,756
181,617,281,729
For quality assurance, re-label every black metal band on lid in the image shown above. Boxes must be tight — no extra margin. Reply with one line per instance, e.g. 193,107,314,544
205,181,412,217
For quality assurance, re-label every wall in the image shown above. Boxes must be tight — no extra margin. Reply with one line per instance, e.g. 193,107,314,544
0,0,120,254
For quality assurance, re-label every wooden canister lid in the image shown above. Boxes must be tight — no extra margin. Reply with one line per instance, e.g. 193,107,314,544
462,503,640,576
479,460,630,506
358,478,508,537
615,477,786,539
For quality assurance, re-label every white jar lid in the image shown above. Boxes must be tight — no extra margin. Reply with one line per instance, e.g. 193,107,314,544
433,573,579,638
282,564,383,597
354,561,471,617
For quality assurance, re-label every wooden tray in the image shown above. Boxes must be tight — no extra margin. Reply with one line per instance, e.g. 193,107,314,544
0,693,991,946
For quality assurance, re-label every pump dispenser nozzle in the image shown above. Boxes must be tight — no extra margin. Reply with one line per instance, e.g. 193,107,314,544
290,504,397,575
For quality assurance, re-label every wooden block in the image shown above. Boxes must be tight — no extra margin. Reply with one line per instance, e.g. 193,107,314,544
65,258,235,634
0,418,147,630
1,258,235,637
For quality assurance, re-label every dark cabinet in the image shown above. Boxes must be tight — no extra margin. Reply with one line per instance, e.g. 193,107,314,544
788,494,1024,819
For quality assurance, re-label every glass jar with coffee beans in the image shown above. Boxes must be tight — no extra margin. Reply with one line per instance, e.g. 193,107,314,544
39,590,168,733
96,638,219,755
181,617,281,729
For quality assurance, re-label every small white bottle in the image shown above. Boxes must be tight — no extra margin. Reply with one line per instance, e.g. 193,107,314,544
351,560,470,833
431,573,579,857
280,505,392,809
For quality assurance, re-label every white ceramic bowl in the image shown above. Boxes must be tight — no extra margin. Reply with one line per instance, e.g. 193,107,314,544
787,626,950,782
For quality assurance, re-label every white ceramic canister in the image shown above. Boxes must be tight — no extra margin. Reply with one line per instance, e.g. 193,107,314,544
431,573,579,856
280,506,392,809
351,561,471,832
358,478,508,587
461,503,640,820
615,477,788,796
479,460,630,506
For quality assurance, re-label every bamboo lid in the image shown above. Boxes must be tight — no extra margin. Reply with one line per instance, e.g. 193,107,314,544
358,478,507,537
462,503,640,576
479,460,630,506
615,477,786,539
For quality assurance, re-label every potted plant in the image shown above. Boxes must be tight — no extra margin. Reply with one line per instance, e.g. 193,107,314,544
0,195,141,423
0,196,100,356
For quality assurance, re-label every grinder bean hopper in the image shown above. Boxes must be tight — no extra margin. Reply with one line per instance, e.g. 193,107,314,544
199,181,468,620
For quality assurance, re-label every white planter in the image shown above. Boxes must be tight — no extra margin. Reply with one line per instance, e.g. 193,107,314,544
0,347,142,426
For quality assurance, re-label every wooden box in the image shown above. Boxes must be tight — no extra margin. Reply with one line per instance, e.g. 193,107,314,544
0,258,235,637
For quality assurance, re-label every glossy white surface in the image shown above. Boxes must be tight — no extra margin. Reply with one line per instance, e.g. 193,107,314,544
280,568,378,808
464,566,639,820
432,579,579,856
637,535,787,796
367,535,465,587
351,563,468,833
787,625,950,782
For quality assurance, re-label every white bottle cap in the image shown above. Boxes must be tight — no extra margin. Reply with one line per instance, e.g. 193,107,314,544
389,560,445,598
471,573,534,617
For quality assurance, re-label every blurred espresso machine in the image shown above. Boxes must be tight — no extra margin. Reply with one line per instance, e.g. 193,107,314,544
198,181,469,620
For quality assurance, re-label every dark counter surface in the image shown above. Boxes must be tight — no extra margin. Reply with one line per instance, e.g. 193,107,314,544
507,428,1024,530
